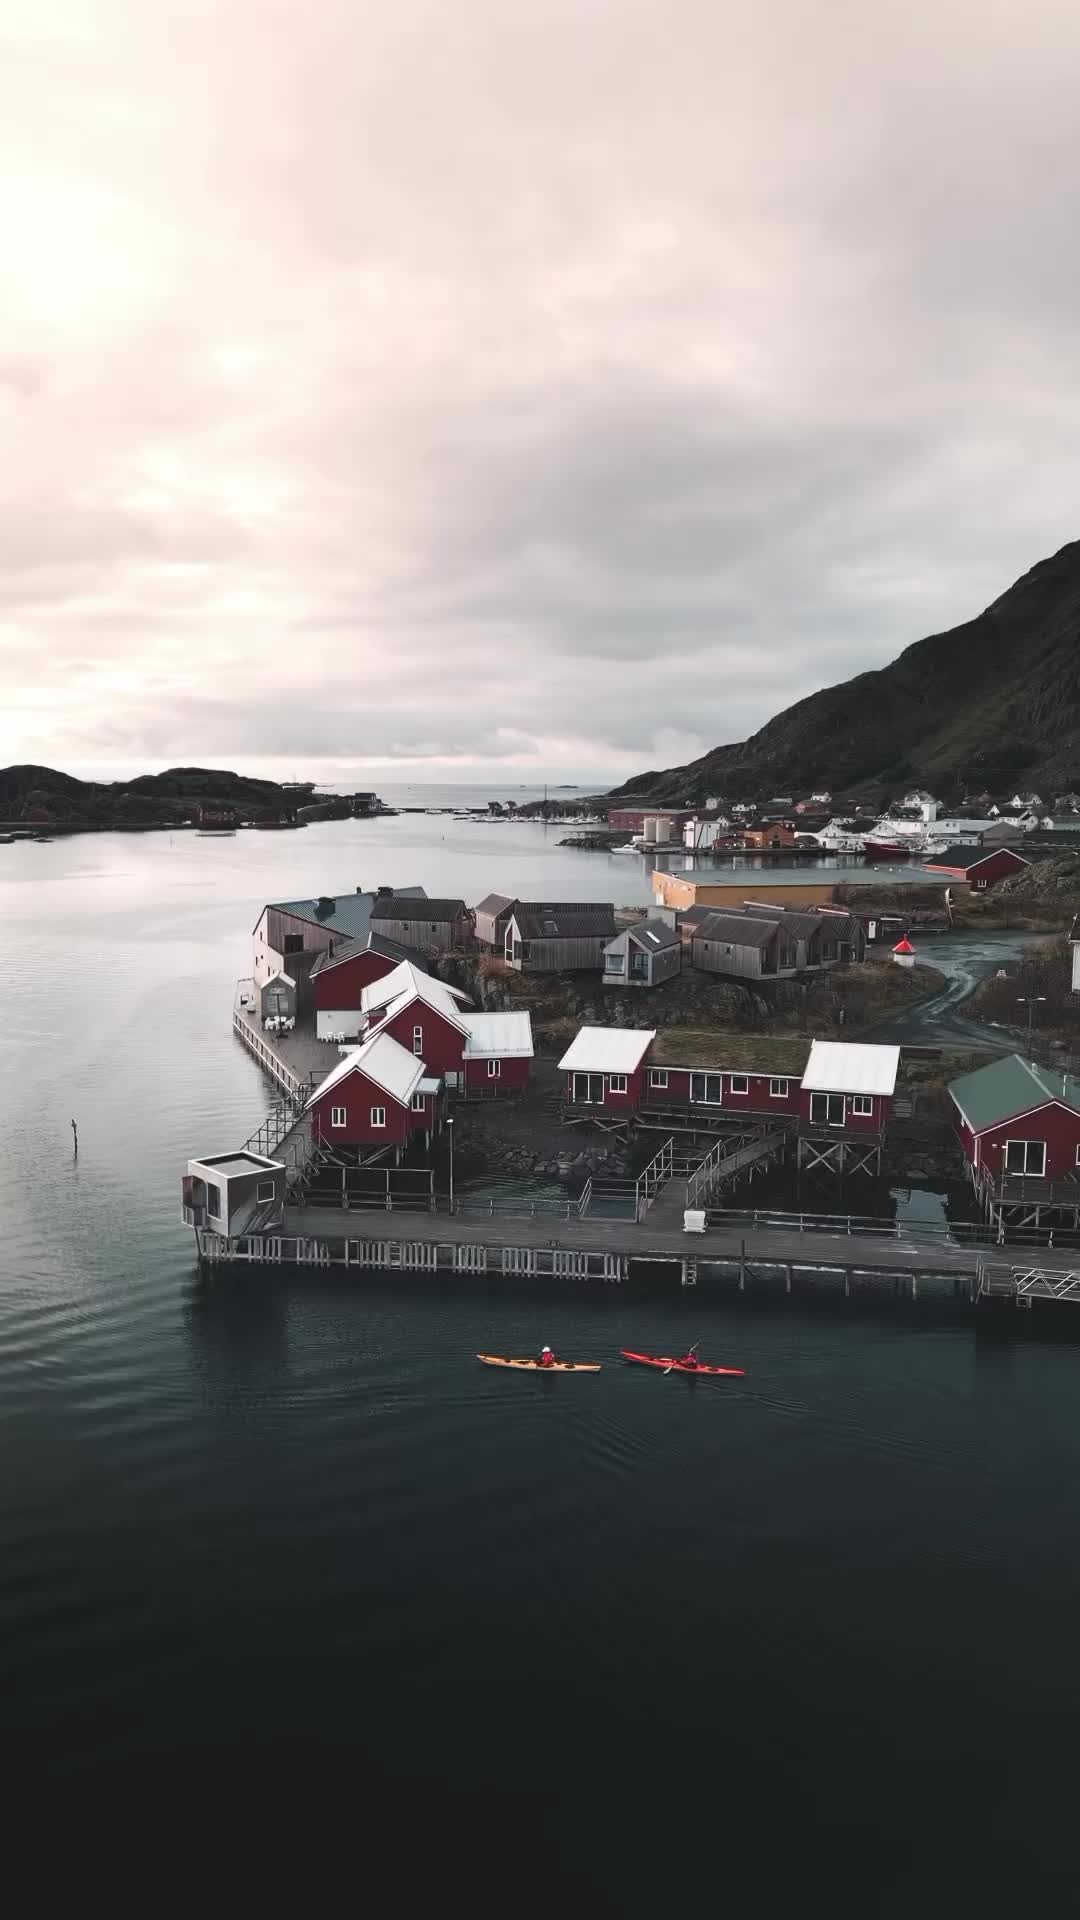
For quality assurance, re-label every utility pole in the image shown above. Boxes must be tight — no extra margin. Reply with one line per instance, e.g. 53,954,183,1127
447,1117,454,1213
1017,995,1047,1060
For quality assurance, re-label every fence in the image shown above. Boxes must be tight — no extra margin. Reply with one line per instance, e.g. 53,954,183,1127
708,1203,1080,1251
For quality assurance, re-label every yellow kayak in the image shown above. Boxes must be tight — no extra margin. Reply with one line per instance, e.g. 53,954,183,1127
477,1354,601,1373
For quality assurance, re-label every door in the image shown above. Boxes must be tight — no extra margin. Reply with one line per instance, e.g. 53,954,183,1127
810,1092,846,1127
690,1073,723,1105
573,1073,605,1104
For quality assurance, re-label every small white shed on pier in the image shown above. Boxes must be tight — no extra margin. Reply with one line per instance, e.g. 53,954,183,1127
182,1152,285,1236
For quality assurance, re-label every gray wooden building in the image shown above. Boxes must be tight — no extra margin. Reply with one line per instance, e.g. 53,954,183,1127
739,901,866,966
690,911,794,980
504,902,616,973
603,920,682,988
370,893,473,954
474,892,518,949
258,970,297,1022
252,885,427,997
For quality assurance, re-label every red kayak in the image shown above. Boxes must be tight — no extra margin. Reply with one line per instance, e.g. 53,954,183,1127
621,1349,745,1378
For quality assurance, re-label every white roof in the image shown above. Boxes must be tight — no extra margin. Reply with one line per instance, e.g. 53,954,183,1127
558,1027,656,1074
417,1076,442,1096
460,1012,535,1058
360,961,470,1018
311,1030,425,1108
802,1040,900,1097
264,970,296,988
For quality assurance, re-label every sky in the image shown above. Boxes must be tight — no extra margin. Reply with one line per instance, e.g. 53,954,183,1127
4,0,1080,787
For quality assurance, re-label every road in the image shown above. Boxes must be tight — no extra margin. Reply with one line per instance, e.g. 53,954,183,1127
859,929,1043,1050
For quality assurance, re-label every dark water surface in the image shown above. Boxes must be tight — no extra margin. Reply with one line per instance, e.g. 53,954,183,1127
1,826,1077,1897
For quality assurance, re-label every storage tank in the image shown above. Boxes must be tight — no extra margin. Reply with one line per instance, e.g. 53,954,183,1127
643,816,659,845
654,817,672,845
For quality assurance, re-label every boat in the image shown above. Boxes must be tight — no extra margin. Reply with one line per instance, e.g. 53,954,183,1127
862,837,916,861
620,1349,745,1378
610,842,639,854
476,1353,601,1372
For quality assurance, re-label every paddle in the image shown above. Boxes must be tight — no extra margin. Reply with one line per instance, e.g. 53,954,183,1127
665,1340,700,1376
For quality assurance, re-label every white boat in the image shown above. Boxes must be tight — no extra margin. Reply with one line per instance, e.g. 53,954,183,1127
611,841,640,854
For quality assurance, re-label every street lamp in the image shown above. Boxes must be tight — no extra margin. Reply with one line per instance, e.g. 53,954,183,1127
1017,996,1047,1058
447,1117,454,1213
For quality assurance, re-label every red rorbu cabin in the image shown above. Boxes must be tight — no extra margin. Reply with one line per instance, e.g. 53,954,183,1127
558,1028,656,1110
311,935,432,1039
307,1030,442,1152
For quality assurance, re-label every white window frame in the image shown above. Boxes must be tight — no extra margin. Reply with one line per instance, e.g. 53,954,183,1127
649,1069,669,1090
370,1105,387,1129
487,1058,501,1078
608,1073,628,1094
728,1075,749,1095
256,1179,275,1202
769,1078,789,1098
605,954,625,973
205,1182,221,1218
1004,1138,1046,1176
1075,1143,1080,1168
330,1105,347,1129
851,1095,874,1117
412,1025,424,1056
411,1092,426,1112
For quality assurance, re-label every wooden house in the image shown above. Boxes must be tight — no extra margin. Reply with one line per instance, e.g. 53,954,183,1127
252,886,426,993
360,961,532,1093
923,845,1030,891
690,911,796,979
642,1034,811,1116
310,934,429,1039
739,902,866,966
602,920,682,988
558,1028,656,1111
473,893,518,949
369,893,473,953
504,903,616,973
949,1054,1080,1190
307,1031,443,1152
798,1041,898,1133
258,971,297,1023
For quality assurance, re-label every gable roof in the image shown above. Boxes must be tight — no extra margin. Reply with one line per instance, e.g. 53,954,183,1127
558,1027,656,1074
926,845,1028,872
512,902,616,939
948,1053,1080,1132
474,892,517,917
460,1012,534,1058
311,1030,426,1109
691,911,778,948
371,895,468,923
256,886,425,939
627,919,681,951
803,1041,899,1096
360,960,471,1019
309,931,431,980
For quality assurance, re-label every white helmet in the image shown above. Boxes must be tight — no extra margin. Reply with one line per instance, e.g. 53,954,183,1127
542,1345,552,1353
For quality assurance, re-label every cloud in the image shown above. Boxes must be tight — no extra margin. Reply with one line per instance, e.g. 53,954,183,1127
3,0,1080,781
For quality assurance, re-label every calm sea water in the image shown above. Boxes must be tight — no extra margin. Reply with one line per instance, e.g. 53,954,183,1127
2,816,1079,1895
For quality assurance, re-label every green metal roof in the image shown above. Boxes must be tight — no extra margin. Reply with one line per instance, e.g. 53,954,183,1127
948,1052,1080,1132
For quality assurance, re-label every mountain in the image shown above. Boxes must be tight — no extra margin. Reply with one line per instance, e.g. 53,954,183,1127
608,540,1080,803
0,765,311,828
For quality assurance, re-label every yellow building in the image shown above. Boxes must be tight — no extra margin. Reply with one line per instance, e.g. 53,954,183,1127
652,870,839,912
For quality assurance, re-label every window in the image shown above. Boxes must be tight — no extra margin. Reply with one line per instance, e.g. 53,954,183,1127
411,1093,426,1111
974,878,987,890
608,1074,628,1094
205,1182,221,1219
256,1179,275,1202
412,1025,423,1056
649,1069,669,1090
606,955,625,972
1004,1139,1046,1176
729,1075,749,1094
769,1078,789,1098
331,1105,347,1128
487,1058,501,1078
851,1095,874,1117
283,933,303,954
371,1106,387,1129
810,1092,845,1126
1075,1143,1080,1167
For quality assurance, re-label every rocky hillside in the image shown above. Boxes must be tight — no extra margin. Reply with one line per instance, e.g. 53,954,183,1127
0,764,308,828
609,539,1080,802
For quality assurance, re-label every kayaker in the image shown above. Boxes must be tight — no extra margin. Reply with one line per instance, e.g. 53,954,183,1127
538,1344,557,1368
682,1344,700,1370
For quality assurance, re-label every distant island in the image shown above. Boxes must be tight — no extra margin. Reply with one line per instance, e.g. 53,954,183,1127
0,764,363,833
602,538,1080,806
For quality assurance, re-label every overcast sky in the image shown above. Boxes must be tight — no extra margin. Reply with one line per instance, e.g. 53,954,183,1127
4,0,1080,785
